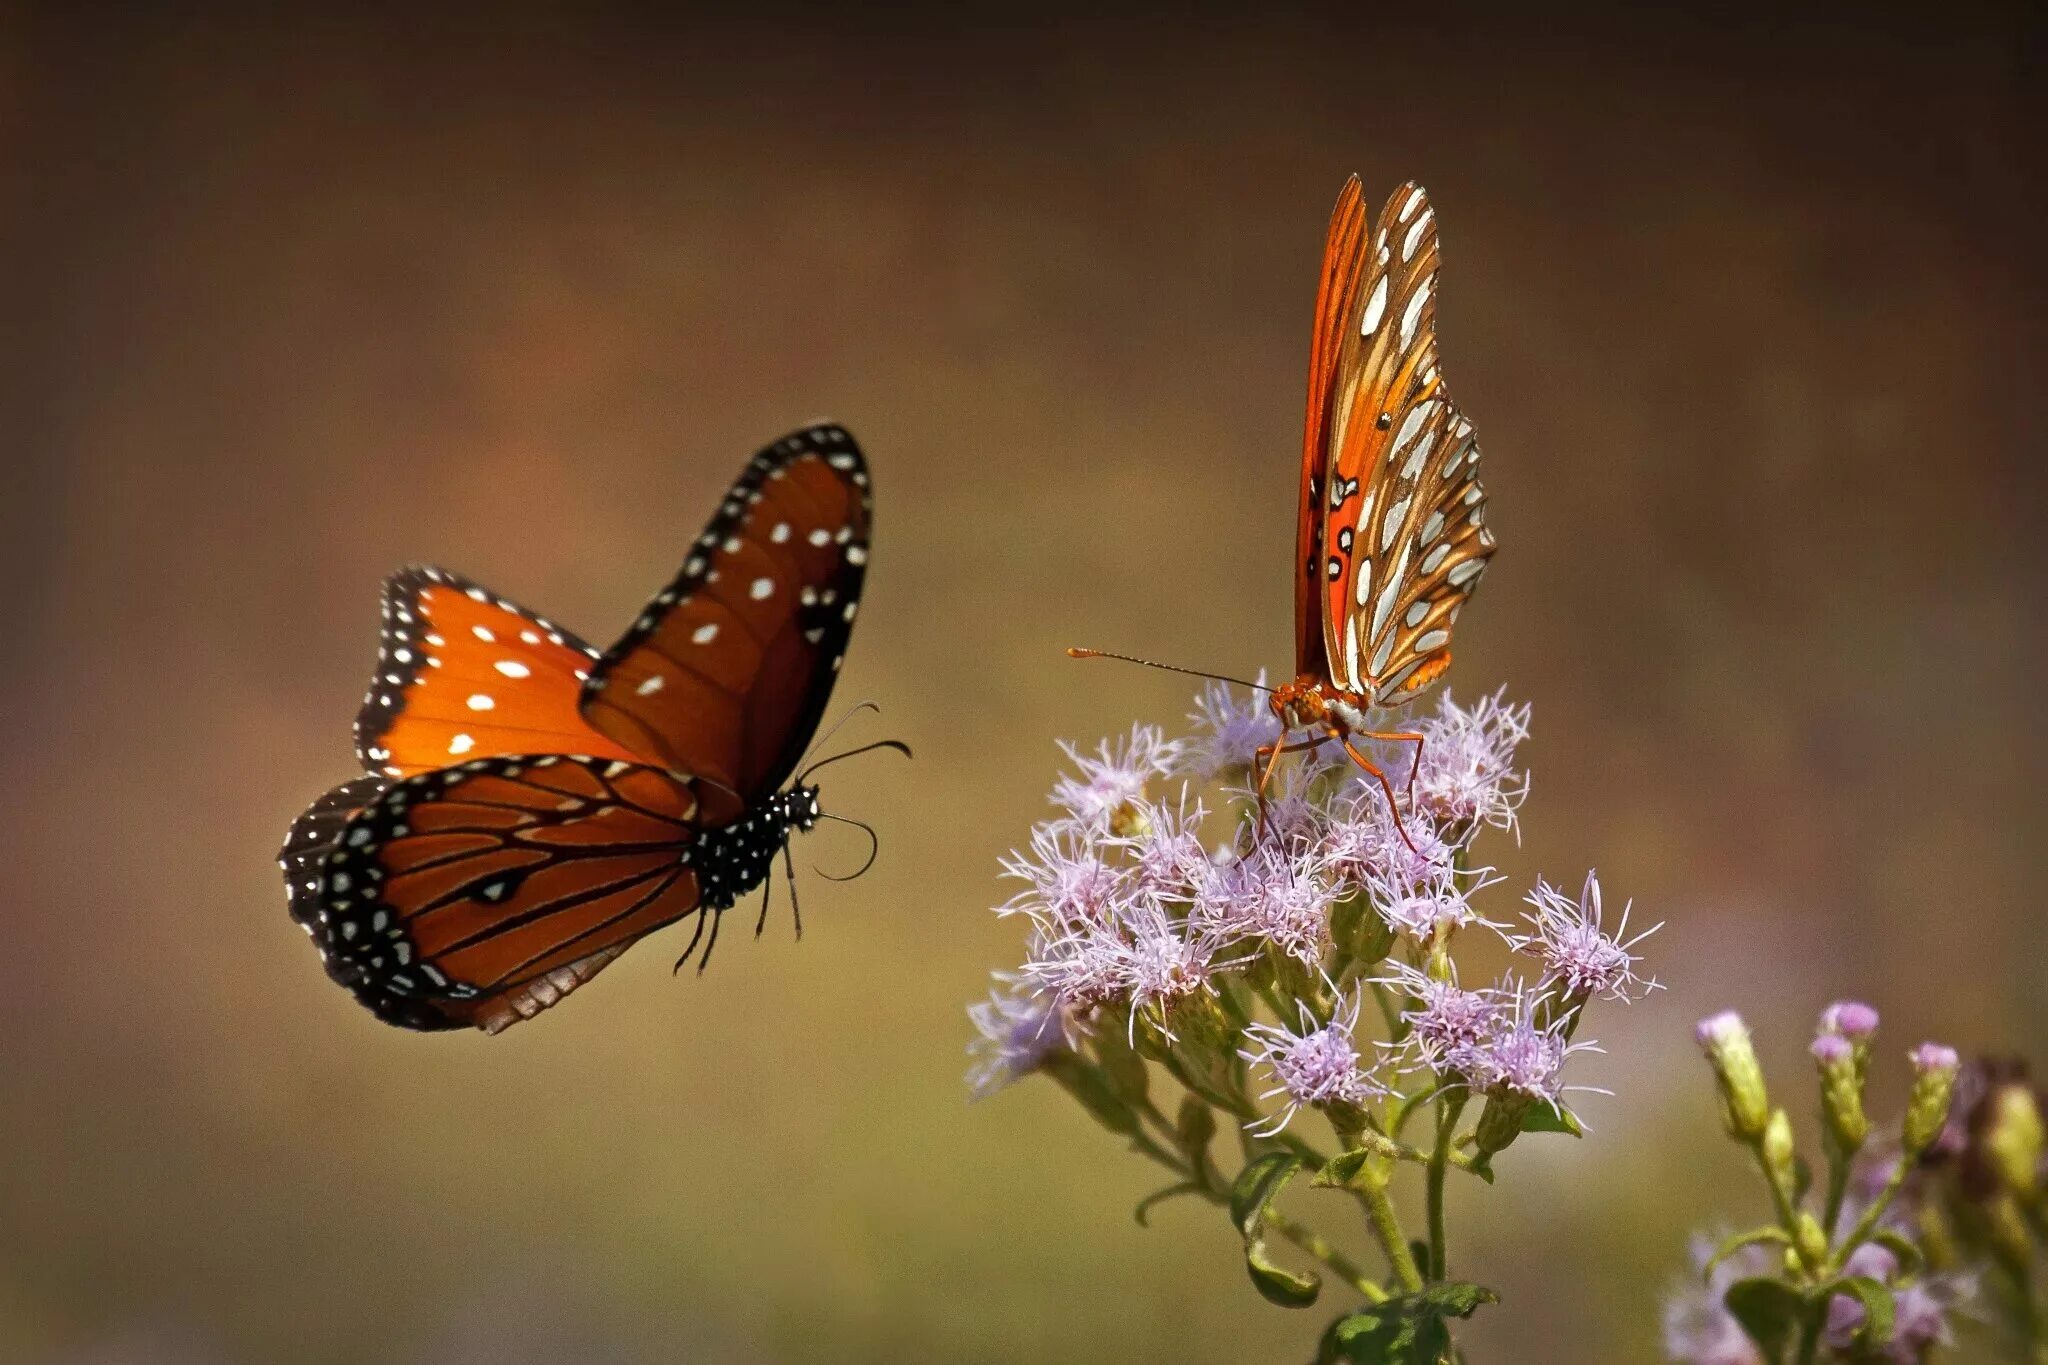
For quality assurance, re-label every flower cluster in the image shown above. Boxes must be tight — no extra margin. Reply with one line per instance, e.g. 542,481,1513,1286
966,682,1652,1332
1668,1002,1979,1363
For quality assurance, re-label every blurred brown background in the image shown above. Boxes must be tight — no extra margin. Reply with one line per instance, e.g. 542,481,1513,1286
1,5,2040,1362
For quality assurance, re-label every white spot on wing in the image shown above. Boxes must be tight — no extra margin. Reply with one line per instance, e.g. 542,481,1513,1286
1359,274,1389,336
449,733,475,755
466,694,495,711
691,623,719,644
494,660,530,678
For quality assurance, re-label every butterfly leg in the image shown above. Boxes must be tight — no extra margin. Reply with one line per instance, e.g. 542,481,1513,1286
673,906,710,975
1253,733,1333,840
1362,729,1426,798
1335,732,1421,857
784,844,803,941
696,907,726,974
753,871,774,939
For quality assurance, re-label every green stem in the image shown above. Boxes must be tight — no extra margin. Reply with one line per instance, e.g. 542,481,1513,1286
1357,1177,1426,1292
1829,1154,1911,1272
1427,1094,1467,1281
1794,1311,1822,1365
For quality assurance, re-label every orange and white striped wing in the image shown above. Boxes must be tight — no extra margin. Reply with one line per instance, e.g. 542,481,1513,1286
1312,181,1495,704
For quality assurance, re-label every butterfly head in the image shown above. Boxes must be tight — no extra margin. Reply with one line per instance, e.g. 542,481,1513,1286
1271,677,1330,731
787,784,823,833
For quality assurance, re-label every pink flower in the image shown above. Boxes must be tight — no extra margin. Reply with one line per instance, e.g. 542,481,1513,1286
1178,674,1283,780
1052,724,1180,829
1241,993,1384,1133
966,974,1072,1098
1408,689,1530,833
1507,871,1660,1006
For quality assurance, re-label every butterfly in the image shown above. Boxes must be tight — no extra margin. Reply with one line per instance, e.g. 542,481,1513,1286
278,423,892,1034
1072,178,1495,843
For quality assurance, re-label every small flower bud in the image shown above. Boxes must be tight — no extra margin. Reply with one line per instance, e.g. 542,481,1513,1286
1904,1043,1962,1155
1812,1031,1869,1156
1793,1210,1830,1271
1986,1082,2044,1202
1470,1090,1533,1162
1696,1011,1770,1143
1818,1000,1880,1045
1762,1107,1799,1198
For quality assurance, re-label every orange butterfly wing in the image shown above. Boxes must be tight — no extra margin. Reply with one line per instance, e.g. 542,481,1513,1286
579,424,872,821
289,755,706,1033
1296,175,1370,680
1310,182,1496,703
354,566,639,778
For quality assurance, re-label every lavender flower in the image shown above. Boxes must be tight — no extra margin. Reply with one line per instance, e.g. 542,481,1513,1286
1179,674,1282,779
1370,864,1506,945
1508,871,1661,1006
1407,689,1530,833
1241,993,1382,1134
1466,983,1598,1110
966,974,1071,1098
1377,959,1504,1079
1196,836,1337,969
1324,784,1456,898
1052,723,1180,831
998,821,1126,929
1114,789,1214,899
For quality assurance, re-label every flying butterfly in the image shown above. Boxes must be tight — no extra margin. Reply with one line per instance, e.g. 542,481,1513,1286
279,423,900,1033
1072,178,1496,845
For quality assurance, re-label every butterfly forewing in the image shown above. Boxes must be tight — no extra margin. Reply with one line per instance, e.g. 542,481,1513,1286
354,565,638,779
579,424,872,816
299,755,705,1033
1308,182,1495,702
1297,175,1370,680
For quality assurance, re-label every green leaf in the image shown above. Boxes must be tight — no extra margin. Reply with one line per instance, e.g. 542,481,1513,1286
1316,1283,1498,1364
1225,1154,1319,1309
1703,1226,1794,1277
1820,1276,1895,1351
1246,1238,1322,1307
1868,1230,1924,1276
1314,1148,1373,1189
1516,1103,1584,1137
1177,1094,1218,1172
1230,1152,1302,1235
1723,1277,1806,1356
1132,1181,1204,1228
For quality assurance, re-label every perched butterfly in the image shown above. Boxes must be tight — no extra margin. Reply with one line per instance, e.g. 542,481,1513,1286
279,423,895,1033
1073,177,1495,843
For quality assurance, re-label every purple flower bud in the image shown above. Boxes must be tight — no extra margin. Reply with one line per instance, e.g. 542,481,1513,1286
1819,999,1880,1042
1696,1010,1746,1049
1912,1042,1961,1074
1905,1042,1963,1154
1810,1033,1853,1067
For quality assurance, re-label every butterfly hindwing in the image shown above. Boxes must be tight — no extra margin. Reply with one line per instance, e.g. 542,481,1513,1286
580,423,872,816
1311,182,1495,702
301,755,708,1033
354,565,639,779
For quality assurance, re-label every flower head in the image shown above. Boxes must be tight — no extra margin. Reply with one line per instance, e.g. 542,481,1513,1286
1371,864,1505,945
966,974,1071,1098
1819,1000,1881,1043
1178,675,1282,780
1465,983,1594,1107
998,821,1126,930
1052,724,1180,831
1408,689,1530,833
1377,959,1503,1077
1241,993,1383,1133
1197,836,1337,969
1114,789,1214,900
1508,871,1660,1006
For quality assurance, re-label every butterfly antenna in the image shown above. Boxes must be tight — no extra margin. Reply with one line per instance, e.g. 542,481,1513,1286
814,812,880,881
1066,647,1272,693
799,738,913,784
795,700,882,772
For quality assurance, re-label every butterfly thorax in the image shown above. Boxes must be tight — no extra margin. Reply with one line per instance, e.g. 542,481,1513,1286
689,784,822,912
